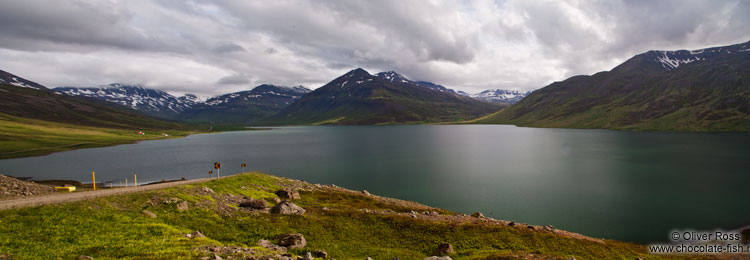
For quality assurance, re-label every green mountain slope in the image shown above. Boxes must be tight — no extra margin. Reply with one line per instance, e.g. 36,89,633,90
267,69,503,125
475,41,750,131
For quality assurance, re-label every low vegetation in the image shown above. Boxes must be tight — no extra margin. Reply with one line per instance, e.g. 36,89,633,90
0,113,193,159
0,172,724,259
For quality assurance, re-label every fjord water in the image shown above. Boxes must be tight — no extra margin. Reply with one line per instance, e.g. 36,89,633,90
1,125,748,243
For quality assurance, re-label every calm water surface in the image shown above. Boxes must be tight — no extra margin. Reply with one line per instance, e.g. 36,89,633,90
1,125,748,243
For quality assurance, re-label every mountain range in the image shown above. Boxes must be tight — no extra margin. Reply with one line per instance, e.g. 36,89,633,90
54,84,201,119
475,40,750,131
0,71,182,130
266,68,503,125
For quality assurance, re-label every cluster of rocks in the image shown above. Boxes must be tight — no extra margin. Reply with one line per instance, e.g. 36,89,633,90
0,174,56,199
236,188,306,216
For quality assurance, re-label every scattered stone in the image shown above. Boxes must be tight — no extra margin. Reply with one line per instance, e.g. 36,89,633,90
141,209,157,218
0,174,56,199
270,201,305,215
199,257,210,260
77,256,94,260
273,198,282,203
429,211,439,216
527,225,535,230
214,254,223,260
410,211,418,215
312,250,328,258
364,258,374,260
508,222,515,227
392,257,400,260
321,207,329,211
177,201,189,212
568,257,576,260
471,212,484,218
275,189,300,200
201,187,214,193
423,257,451,260
239,198,268,210
362,190,371,196
277,233,306,249
191,231,205,239
634,258,644,260
257,240,287,253
300,252,314,260
543,225,556,231
431,242,454,256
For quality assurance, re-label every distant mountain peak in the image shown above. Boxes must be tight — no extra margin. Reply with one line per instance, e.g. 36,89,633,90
53,84,198,118
465,89,531,104
0,70,48,90
375,71,409,83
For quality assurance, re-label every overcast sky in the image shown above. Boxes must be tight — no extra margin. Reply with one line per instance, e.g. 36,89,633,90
0,0,748,97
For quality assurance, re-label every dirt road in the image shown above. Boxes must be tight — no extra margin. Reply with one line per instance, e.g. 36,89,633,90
0,177,214,211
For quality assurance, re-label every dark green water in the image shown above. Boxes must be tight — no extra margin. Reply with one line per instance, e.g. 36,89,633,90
1,125,748,243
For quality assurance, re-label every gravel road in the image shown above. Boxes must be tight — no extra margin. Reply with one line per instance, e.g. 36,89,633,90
0,177,214,211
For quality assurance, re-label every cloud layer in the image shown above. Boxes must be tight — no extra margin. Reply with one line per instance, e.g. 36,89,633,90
0,0,748,96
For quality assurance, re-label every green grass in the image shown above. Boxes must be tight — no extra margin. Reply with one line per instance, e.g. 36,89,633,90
0,172,718,260
0,113,195,159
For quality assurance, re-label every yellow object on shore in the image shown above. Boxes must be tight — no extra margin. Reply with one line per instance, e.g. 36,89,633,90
55,186,76,192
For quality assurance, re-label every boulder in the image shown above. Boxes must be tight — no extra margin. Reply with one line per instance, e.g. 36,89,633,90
141,210,157,219
362,190,371,196
191,231,205,239
239,198,268,210
470,212,484,218
301,252,314,260
312,250,328,258
270,201,305,215
77,256,93,260
201,187,214,193
432,242,454,256
275,189,300,200
177,201,189,212
277,233,306,249
257,239,287,253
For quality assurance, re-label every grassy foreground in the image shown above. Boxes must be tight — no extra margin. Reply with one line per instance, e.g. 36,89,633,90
0,113,195,159
0,172,722,260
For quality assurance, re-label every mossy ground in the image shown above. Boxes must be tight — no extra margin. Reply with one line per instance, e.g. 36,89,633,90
0,172,722,259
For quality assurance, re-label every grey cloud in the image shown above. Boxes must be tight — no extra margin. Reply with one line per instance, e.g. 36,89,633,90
0,0,749,96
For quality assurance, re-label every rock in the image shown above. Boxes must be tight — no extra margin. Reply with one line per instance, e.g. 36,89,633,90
201,187,214,193
191,231,205,239
543,225,556,231
312,250,328,258
177,201,189,212
508,222,515,227
470,212,484,218
634,258,644,260
199,257,210,260
270,201,305,215
362,190,371,196
77,256,94,260
239,198,268,210
301,252,314,260
527,225,536,230
273,197,282,203
277,233,306,249
364,258,374,260
393,257,400,260
423,257,452,260
141,210,157,218
257,240,287,253
275,189,300,200
431,242,454,256
568,257,576,260
214,254,223,260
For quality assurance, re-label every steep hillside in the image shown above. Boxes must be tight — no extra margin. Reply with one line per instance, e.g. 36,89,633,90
0,82,183,131
54,84,200,119
179,84,310,124
267,69,503,125
475,41,750,131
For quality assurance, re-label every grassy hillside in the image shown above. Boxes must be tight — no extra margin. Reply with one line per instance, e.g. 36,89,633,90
0,113,194,159
0,172,722,259
474,43,750,131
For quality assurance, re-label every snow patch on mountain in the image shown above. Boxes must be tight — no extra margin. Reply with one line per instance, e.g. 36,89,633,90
53,84,198,116
462,89,531,104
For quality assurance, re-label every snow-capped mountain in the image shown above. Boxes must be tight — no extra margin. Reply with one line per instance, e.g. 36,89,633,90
643,41,750,70
54,84,199,119
0,70,47,90
459,89,531,104
178,84,311,124
374,71,460,94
